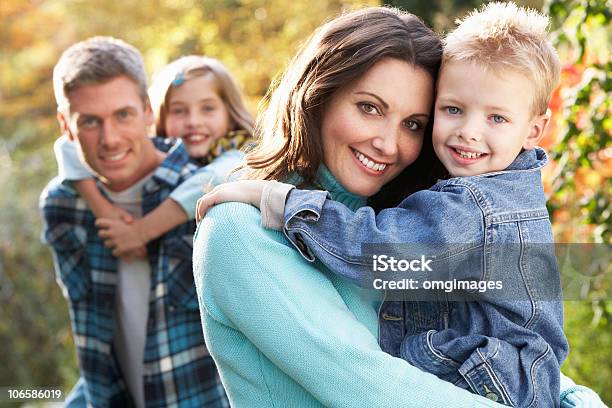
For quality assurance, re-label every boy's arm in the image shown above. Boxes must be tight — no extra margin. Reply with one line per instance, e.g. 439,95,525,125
400,328,562,407
279,186,479,284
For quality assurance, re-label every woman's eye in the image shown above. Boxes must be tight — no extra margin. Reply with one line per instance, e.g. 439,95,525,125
202,106,216,112
491,114,507,123
446,106,461,115
359,102,380,115
170,108,186,115
403,120,422,131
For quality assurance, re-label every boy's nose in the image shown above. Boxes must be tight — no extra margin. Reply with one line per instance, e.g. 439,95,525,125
457,122,482,142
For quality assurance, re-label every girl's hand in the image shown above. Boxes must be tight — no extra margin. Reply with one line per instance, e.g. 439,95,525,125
196,180,268,223
95,201,134,224
95,218,149,259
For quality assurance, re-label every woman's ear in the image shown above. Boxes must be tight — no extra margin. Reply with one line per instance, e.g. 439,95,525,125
523,109,551,150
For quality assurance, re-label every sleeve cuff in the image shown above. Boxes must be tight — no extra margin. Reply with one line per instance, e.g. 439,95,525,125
260,181,295,230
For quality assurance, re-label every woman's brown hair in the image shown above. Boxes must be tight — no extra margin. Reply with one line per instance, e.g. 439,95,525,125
246,6,444,207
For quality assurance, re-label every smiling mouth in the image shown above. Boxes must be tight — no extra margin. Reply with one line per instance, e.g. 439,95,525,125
102,151,128,162
351,148,388,172
183,134,210,143
451,147,488,159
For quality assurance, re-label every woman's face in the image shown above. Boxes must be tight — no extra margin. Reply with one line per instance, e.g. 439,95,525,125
320,57,434,197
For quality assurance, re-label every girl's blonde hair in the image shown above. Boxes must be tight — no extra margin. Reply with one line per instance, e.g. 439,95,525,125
244,7,442,189
148,55,254,136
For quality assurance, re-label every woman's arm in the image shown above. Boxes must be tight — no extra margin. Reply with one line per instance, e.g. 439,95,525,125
194,202,504,408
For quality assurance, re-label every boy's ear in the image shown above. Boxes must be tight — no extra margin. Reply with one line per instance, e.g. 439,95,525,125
56,110,75,141
523,109,550,150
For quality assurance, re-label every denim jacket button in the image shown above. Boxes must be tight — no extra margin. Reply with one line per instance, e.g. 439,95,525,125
485,392,499,402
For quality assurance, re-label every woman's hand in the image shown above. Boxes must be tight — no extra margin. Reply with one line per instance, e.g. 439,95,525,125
96,218,148,259
196,180,268,223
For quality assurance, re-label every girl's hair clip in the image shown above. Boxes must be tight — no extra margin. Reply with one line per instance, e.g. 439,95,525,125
172,72,185,87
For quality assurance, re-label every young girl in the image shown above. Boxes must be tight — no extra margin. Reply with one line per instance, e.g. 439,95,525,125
54,55,253,257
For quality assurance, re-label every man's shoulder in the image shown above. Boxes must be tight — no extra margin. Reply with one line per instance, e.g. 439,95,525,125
40,177,79,207
152,137,200,186
40,177,91,225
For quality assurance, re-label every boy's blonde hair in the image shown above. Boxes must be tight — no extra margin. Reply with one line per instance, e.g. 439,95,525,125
148,55,254,137
443,2,560,115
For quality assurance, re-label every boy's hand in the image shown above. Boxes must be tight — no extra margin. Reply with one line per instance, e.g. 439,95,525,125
196,180,268,223
96,218,149,258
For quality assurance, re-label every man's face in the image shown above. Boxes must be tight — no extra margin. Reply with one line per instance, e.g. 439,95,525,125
58,76,156,191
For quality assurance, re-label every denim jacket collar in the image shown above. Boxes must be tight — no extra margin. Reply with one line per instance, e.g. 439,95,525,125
477,147,548,178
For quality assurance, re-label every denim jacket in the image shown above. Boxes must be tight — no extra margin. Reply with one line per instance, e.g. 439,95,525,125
281,148,569,407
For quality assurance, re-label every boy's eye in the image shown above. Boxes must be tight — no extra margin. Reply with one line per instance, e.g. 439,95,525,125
491,114,507,123
403,120,422,131
446,106,461,115
358,102,380,115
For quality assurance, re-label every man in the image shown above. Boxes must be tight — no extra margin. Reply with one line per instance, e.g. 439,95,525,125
40,37,228,408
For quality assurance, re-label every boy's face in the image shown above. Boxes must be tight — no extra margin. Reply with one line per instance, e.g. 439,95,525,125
432,60,549,177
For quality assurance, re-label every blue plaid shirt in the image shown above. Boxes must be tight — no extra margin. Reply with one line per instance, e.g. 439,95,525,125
40,138,228,408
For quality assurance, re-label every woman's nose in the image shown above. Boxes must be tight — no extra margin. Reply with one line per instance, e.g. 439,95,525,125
371,129,398,157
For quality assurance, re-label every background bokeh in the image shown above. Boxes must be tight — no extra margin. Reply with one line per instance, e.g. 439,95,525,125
0,0,609,405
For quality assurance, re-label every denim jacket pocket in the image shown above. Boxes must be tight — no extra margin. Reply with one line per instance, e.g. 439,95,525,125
164,234,199,310
49,224,91,302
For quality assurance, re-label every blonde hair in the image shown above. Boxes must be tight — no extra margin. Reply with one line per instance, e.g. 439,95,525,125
245,7,442,184
148,55,254,137
443,1,560,115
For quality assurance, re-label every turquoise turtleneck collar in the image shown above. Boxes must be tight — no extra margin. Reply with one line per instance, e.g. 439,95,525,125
286,165,367,211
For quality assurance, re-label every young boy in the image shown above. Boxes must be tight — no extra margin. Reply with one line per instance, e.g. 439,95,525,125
196,3,569,406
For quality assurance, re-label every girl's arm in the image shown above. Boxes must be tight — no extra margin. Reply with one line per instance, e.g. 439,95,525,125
97,150,244,256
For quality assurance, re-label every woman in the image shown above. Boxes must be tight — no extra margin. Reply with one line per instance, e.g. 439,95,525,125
193,7,601,408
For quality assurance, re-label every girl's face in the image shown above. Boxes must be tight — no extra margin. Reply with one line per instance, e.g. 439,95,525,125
164,74,233,158
321,57,434,197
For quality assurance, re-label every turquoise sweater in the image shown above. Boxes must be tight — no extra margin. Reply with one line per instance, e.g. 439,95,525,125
193,167,504,407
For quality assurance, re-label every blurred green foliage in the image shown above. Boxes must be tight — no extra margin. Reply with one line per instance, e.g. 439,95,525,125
0,0,609,405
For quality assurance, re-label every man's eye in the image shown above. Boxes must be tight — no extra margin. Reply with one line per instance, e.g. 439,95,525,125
117,110,131,120
79,117,99,128
359,103,380,115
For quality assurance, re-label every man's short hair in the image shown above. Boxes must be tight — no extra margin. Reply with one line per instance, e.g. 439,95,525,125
53,36,148,113
443,2,560,115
